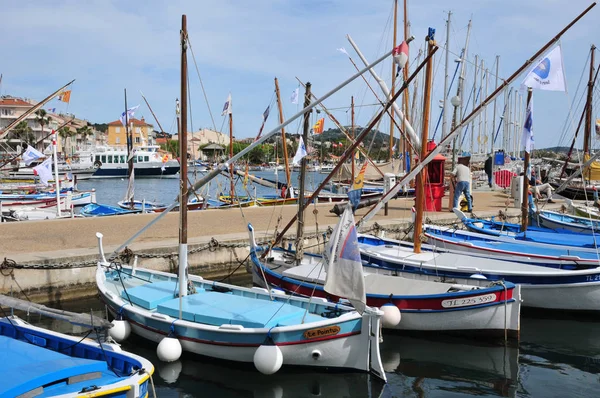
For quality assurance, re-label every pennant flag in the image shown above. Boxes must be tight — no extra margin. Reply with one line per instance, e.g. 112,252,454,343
521,45,567,92
120,105,140,127
58,90,72,103
312,118,325,134
33,157,53,186
254,105,272,141
161,164,166,172
292,137,307,166
221,94,232,116
290,88,299,104
393,41,409,70
354,150,360,160
337,47,349,56
22,145,44,166
47,107,56,113
521,96,534,154
347,162,368,210
323,205,366,314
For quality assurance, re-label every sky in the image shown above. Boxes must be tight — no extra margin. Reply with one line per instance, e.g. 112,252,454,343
1,0,599,151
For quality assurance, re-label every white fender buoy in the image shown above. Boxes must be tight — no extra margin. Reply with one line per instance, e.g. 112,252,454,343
108,319,131,342
380,303,401,328
158,360,182,384
470,274,487,280
157,337,182,362
253,344,283,375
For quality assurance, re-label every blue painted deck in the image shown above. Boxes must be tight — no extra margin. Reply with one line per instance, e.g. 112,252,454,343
0,335,116,397
124,280,323,328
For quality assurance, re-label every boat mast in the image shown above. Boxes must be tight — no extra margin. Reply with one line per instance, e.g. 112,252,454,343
229,100,235,202
52,129,61,217
521,88,532,233
491,55,500,154
389,0,399,161
441,11,451,141
451,19,472,169
274,77,291,189
295,82,311,266
124,88,134,208
179,14,189,309
584,45,596,156
402,0,411,171
414,29,435,254
351,95,355,183
469,55,478,159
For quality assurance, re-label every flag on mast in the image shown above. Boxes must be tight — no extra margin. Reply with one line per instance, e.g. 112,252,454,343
58,90,72,103
292,137,307,166
323,205,366,314
347,162,368,210
521,45,567,91
22,145,44,166
120,105,140,127
290,88,299,104
521,96,534,154
32,157,53,186
221,94,232,116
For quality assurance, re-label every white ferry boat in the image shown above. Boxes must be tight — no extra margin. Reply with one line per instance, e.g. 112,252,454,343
91,145,180,178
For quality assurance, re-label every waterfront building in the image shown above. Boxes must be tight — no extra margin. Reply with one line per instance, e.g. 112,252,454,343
105,117,154,149
172,128,230,160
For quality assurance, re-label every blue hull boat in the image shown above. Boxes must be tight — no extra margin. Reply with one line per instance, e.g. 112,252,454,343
0,316,154,398
117,200,167,212
80,203,141,217
453,209,599,248
534,209,600,235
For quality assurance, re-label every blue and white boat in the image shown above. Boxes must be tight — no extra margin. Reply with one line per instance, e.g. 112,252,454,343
92,145,180,178
356,234,600,312
95,231,386,379
453,209,599,248
117,200,168,212
0,315,154,398
81,203,141,217
423,224,600,268
533,208,600,235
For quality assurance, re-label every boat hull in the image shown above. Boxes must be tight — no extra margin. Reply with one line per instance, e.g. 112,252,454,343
92,165,180,178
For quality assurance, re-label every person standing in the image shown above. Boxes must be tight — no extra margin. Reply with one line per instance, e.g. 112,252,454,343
484,154,493,188
451,158,472,211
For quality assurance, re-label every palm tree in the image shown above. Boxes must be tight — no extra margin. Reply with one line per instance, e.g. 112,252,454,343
57,126,73,157
76,125,94,147
11,121,34,149
34,109,52,151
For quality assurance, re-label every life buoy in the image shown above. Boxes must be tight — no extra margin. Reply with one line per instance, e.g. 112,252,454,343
94,160,102,168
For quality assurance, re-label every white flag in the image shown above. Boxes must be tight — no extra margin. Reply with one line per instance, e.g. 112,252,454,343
290,88,299,104
521,96,534,154
120,105,140,127
33,157,53,186
521,45,567,91
221,94,232,116
22,145,44,166
323,205,366,314
292,137,307,166
337,47,349,56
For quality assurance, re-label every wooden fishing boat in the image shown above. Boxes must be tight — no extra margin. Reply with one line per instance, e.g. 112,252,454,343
249,226,521,339
118,199,168,212
533,207,600,234
357,234,600,312
81,203,141,217
0,298,154,398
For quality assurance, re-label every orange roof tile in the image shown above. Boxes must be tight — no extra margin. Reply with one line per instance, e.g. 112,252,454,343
107,117,152,127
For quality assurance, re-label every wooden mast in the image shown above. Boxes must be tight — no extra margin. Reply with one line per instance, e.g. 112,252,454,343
351,95,355,183
229,102,235,202
178,14,189,306
295,82,311,266
274,77,291,191
389,0,398,161
402,0,410,171
521,88,533,233
414,29,435,254
584,45,596,155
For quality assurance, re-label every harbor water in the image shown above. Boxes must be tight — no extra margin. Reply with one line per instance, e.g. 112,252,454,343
26,293,600,398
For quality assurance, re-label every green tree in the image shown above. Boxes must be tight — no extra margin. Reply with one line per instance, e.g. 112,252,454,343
34,109,51,151
57,126,73,156
76,125,94,145
11,121,35,149
161,139,179,157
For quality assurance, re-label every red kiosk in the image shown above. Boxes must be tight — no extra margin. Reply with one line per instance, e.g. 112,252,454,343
415,141,446,212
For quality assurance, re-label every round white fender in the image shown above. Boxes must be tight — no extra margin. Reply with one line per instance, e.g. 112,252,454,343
380,303,401,328
157,337,182,362
253,344,283,375
108,319,131,342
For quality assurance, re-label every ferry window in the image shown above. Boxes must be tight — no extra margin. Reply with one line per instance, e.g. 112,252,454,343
101,155,106,163
133,157,137,163
138,156,143,162
107,155,112,163
95,155,100,162
120,155,126,163
144,156,149,162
